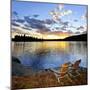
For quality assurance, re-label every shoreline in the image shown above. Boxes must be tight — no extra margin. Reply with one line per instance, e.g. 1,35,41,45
12,57,87,89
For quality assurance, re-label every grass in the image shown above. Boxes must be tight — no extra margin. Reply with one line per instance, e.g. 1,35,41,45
12,68,87,90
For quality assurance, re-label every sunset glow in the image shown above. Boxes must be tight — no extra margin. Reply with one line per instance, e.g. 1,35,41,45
43,34,69,39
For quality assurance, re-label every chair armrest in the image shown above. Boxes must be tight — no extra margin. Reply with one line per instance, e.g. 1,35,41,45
49,68,68,74
49,68,60,74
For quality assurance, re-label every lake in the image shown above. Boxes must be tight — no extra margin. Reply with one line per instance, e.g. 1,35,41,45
12,41,87,71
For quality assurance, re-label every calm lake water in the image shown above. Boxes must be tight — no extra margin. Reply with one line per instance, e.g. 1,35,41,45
12,41,87,70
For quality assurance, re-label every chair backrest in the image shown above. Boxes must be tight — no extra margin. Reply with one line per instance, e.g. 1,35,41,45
73,59,81,70
60,63,69,75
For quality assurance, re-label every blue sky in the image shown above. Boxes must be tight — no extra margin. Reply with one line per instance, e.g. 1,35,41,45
12,0,87,38
12,1,56,19
12,1,86,19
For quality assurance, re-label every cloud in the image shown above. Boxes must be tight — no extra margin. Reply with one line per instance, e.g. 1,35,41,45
57,21,69,31
24,16,50,32
24,16,43,26
57,4,64,11
76,25,87,33
45,19,55,25
12,11,19,19
49,19,72,32
60,26,67,31
81,15,86,20
81,11,88,20
12,4,73,35
49,4,72,23
12,19,26,29
60,21,70,29
61,10,72,16
22,27,32,30
13,11,18,16
11,21,20,27
70,25,76,29
68,30,73,33
76,25,87,34
33,14,39,18
12,15,52,33
62,21,69,26
49,10,60,23
77,26,84,30
13,19,25,23
74,19,78,22
75,31,81,34
11,27,18,31
12,18,32,31
82,31,87,34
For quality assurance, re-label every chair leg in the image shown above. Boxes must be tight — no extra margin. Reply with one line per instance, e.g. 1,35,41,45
57,77,60,83
54,73,73,84
54,73,63,84
68,70,80,78
54,73,60,83
76,70,80,76
57,77,64,85
65,74,73,83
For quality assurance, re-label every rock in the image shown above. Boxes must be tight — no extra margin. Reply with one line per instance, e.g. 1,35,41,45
12,56,33,76
12,56,21,64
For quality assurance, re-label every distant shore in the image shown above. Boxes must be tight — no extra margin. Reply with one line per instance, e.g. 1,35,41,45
12,33,87,42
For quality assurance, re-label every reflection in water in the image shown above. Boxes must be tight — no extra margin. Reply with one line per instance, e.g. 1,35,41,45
12,41,87,70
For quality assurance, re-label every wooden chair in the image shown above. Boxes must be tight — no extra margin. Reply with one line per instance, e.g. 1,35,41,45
49,60,81,83
68,59,81,77
49,62,73,83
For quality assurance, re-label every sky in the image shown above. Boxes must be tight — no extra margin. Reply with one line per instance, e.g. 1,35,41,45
11,0,87,39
